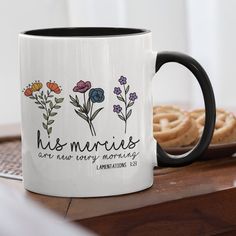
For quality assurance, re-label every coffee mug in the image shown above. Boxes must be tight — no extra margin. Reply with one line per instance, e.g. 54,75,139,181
19,27,216,197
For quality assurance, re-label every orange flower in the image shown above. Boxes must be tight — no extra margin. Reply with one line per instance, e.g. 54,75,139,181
24,88,33,97
31,82,43,92
46,81,61,94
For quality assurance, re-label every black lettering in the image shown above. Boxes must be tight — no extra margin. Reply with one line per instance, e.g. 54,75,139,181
70,136,140,153
37,130,67,151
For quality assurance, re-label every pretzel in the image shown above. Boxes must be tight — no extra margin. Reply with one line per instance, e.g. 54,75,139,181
190,109,236,144
153,106,199,147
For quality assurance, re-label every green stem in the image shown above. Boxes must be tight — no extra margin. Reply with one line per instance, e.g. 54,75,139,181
90,102,93,118
120,111,125,119
34,93,50,137
42,90,53,137
91,123,96,136
34,94,46,109
83,93,86,109
89,102,96,136
123,85,127,134
88,120,94,136
49,104,56,116
83,93,94,136
44,90,52,103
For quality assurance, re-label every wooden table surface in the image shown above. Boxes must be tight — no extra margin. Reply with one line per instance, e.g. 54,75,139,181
2,154,236,235
1,124,236,235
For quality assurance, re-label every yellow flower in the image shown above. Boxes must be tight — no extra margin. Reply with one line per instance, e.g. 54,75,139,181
31,81,43,92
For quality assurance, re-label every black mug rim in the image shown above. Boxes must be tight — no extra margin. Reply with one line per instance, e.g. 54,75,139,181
21,27,151,38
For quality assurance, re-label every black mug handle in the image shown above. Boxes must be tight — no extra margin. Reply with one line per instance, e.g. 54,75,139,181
155,51,216,167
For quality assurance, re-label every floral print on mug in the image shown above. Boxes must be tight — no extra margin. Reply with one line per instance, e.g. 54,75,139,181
113,76,138,133
69,80,105,136
23,80,64,137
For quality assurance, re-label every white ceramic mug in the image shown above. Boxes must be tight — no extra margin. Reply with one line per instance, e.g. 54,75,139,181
19,27,215,197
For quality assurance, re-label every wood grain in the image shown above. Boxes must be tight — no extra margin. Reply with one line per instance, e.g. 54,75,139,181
77,188,236,236
66,156,236,220
0,181,93,236
0,123,20,142
0,178,70,216
1,137,236,235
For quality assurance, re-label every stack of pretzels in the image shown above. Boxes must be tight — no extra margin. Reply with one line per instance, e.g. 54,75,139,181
153,106,236,147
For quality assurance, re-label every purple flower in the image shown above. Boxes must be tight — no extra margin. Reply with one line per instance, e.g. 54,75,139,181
113,105,122,113
129,92,138,101
113,87,122,95
118,76,127,85
73,80,91,93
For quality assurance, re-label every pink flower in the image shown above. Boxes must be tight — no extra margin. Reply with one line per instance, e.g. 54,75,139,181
73,80,91,93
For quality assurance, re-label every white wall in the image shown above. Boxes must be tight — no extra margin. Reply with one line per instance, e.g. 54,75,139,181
0,0,68,124
124,0,192,107
187,0,236,110
0,0,191,124
68,0,191,107
2,0,234,124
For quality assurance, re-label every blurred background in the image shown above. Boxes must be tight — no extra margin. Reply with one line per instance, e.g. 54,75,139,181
0,0,234,124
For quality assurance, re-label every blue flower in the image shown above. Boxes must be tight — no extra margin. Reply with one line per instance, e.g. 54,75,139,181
118,76,127,85
89,88,105,103
113,105,122,113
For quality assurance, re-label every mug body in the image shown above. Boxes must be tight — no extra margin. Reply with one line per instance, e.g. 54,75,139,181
19,28,157,197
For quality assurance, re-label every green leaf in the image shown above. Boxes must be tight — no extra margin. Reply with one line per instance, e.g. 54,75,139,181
74,109,88,121
38,106,44,109
48,120,54,125
127,109,132,119
42,122,47,130
50,112,57,117
87,99,91,112
91,107,103,121
70,95,80,107
127,101,134,108
75,95,79,103
35,94,38,100
69,95,76,102
29,96,35,99
41,90,44,96
118,114,125,121
78,104,83,109
55,97,64,103
48,127,52,135
70,101,79,107
47,90,50,96
43,113,47,120
117,96,125,102
79,106,87,113
35,101,40,105
83,104,88,113
49,101,53,109
44,95,47,101
38,95,43,99
41,101,46,105
125,85,130,94
54,105,61,109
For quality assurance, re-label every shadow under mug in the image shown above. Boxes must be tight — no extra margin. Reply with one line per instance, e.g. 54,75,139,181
19,27,216,197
